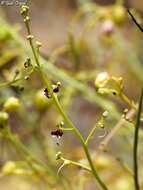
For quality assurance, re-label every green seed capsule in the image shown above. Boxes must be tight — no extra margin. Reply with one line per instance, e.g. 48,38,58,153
112,6,126,25
35,90,49,112
0,111,9,128
4,97,20,112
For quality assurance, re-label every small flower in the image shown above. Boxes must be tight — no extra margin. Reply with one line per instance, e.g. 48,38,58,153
44,88,51,98
51,129,63,139
95,72,123,96
52,82,61,93
95,72,110,89
24,58,31,68
53,87,60,93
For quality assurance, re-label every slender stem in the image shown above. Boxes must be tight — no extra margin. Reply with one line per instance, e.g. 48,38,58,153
61,157,91,172
0,78,22,88
120,93,143,119
59,127,73,131
36,62,109,189
127,10,143,33
52,94,108,190
3,127,54,175
24,18,40,68
120,93,137,110
22,8,108,190
85,115,106,145
25,31,108,190
98,109,135,151
117,158,133,177
85,125,98,145
133,87,143,190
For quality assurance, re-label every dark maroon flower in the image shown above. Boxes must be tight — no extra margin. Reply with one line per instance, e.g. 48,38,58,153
24,58,31,68
53,86,59,93
44,88,51,98
52,82,61,93
51,129,63,138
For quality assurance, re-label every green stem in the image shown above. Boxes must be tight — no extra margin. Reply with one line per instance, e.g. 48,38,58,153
120,93,143,119
52,94,108,190
133,87,143,190
0,78,22,88
61,157,91,172
85,124,98,145
4,127,54,176
120,93,137,110
2,128,61,189
22,9,108,190
24,18,40,68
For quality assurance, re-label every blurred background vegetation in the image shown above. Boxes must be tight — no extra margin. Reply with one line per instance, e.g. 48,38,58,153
0,0,143,189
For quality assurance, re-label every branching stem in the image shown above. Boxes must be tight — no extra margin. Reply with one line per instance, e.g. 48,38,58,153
21,5,109,190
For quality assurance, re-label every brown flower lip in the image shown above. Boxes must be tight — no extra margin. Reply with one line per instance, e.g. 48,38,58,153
53,86,59,93
44,88,51,98
51,129,63,138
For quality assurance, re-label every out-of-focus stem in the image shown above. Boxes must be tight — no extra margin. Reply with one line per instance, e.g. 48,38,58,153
120,93,137,110
133,87,143,190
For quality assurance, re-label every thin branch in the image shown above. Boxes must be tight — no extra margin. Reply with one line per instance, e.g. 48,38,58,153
133,87,143,190
98,109,135,151
127,9,143,33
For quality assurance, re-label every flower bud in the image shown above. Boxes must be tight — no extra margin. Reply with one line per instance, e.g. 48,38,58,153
4,97,20,112
95,73,123,96
95,72,110,89
20,5,29,16
24,16,30,23
56,152,62,160
27,35,34,40
36,41,42,48
102,111,109,118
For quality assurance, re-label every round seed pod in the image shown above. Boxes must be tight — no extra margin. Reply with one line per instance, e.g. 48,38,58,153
112,6,126,25
34,90,49,112
0,111,9,128
4,97,20,112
